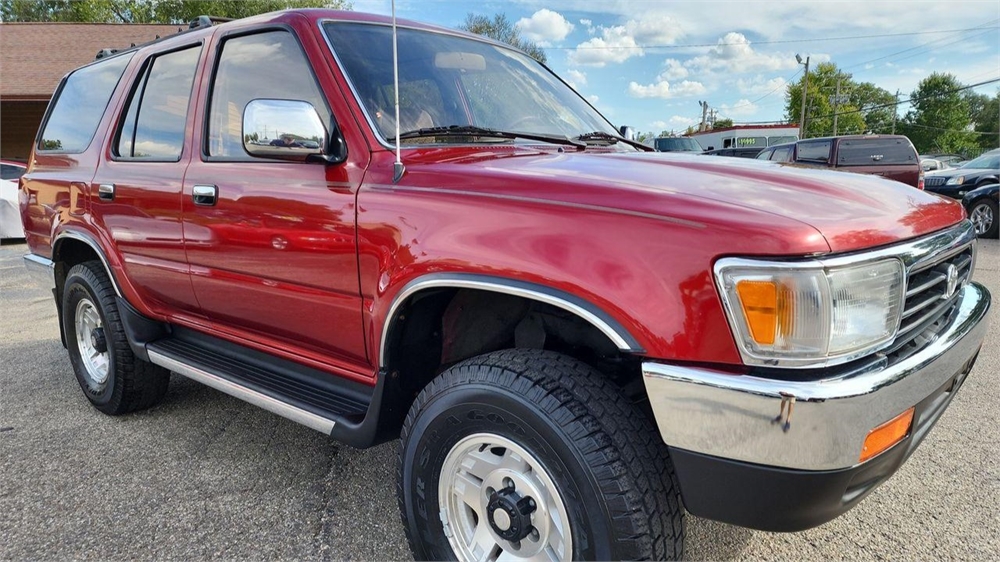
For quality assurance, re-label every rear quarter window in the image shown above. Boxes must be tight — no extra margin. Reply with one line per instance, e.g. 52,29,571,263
795,140,831,164
37,54,132,153
837,138,917,166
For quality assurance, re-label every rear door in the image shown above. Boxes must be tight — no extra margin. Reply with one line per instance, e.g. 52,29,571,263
91,44,204,314
834,137,921,187
182,26,369,371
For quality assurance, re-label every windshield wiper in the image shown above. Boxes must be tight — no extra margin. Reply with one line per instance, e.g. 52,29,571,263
390,125,586,151
574,131,653,151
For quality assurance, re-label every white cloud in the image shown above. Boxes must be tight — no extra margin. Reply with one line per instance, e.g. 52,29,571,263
625,15,684,45
565,69,587,89
568,15,685,67
736,75,787,96
719,99,759,117
588,94,600,104
517,9,574,45
687,32,818,74
569,25,643,67
627,79,707,99
659,59,688,80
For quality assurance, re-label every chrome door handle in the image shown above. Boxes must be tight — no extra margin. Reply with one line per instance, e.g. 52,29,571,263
98,184,115,201
192,185,218,206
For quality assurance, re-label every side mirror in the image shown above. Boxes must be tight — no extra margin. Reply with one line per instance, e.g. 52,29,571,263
618,125,636,141
243,99,327,162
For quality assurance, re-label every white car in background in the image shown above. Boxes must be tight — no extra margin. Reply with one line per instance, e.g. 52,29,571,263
1,160,27,239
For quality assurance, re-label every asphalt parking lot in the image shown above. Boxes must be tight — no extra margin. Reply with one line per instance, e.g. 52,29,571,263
1,238,997,561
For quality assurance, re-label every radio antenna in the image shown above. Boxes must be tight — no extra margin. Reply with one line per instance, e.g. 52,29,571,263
391,0,405,183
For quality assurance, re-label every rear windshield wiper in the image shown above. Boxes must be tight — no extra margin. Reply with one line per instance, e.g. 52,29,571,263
574,131,652,151
390,125,586,151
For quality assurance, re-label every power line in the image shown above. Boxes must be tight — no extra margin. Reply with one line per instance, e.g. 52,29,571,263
545,25,999,50
810,77,1000,121
904,122,1000,136
842,19,1000,71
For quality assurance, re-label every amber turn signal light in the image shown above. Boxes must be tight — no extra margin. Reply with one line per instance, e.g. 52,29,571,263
735,280,778,345
860,407,914,463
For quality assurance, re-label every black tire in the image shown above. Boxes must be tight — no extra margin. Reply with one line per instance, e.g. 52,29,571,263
969,197,998,239
62,261,169,415
398,349,684,561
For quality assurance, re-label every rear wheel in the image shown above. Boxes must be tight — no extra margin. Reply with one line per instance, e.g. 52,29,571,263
398,349,684,561
63,261,170,415
969,198,998,239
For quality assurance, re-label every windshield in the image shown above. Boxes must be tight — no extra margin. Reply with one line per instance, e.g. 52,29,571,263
654,137,701,152
960,153,1000,169
323,22,623,147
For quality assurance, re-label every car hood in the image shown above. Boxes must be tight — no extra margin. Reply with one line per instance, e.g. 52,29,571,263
399,148,966,254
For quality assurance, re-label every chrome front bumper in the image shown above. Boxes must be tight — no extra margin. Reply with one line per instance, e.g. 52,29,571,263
643,282,991,471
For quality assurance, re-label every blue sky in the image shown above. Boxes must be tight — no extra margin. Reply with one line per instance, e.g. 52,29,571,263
351,0,1000,134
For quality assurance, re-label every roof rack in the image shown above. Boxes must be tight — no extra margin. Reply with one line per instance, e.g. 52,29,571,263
94,15,231,60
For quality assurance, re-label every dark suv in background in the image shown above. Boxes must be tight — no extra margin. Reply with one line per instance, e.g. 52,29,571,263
757,135,923,189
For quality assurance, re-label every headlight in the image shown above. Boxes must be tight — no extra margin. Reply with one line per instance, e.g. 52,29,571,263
945,175,965,186
714,257,904,367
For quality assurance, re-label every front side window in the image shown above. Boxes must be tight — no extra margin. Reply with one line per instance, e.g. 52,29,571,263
38,54,132,153
770,146,793,162
117,46,201,160
208,30,331,159
1,164,26,180
324,22,621,146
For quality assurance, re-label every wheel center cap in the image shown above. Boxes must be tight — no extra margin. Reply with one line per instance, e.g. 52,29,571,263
492,509,511,531
486,487,535,542
90,327,107,354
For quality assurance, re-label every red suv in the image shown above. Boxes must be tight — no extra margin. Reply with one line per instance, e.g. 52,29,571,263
19,10,990,561
757,135,925,189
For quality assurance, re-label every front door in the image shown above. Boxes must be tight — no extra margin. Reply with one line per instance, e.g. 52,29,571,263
182,28,367,370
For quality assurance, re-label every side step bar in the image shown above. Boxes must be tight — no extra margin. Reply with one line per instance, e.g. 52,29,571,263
148,349,337,434
145,328,373,437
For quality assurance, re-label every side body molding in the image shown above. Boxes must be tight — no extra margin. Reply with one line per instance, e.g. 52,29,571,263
379,273,644,367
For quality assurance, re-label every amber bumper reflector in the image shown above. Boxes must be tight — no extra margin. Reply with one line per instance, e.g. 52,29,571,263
860,407,914,463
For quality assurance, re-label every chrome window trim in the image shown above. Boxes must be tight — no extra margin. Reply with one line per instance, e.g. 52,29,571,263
713,220,977,369
378,273,642,368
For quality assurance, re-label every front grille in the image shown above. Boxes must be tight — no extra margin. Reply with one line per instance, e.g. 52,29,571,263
924,176,947,188
887,245,974,355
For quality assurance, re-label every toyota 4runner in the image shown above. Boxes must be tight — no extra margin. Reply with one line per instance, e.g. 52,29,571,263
19,10,991,561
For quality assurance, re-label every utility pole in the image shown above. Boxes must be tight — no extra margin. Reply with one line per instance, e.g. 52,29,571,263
833,79,841,136
892,90,900,134
796,54,810,138
699,100,709,132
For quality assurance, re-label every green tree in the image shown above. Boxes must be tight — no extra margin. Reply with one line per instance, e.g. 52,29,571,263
713,117,734,129
847,82,897,134
459,13,546,64
966,90,1000,151
1,0,350,23
899,73,978,154
785,62,866,137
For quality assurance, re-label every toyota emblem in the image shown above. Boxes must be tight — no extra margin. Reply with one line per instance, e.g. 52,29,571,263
943,264,959,300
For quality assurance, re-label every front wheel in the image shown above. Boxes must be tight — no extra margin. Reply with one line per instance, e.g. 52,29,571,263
397,349,684,561
969,198,998,239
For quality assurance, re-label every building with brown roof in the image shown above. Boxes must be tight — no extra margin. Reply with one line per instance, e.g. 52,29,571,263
1,23,180,160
